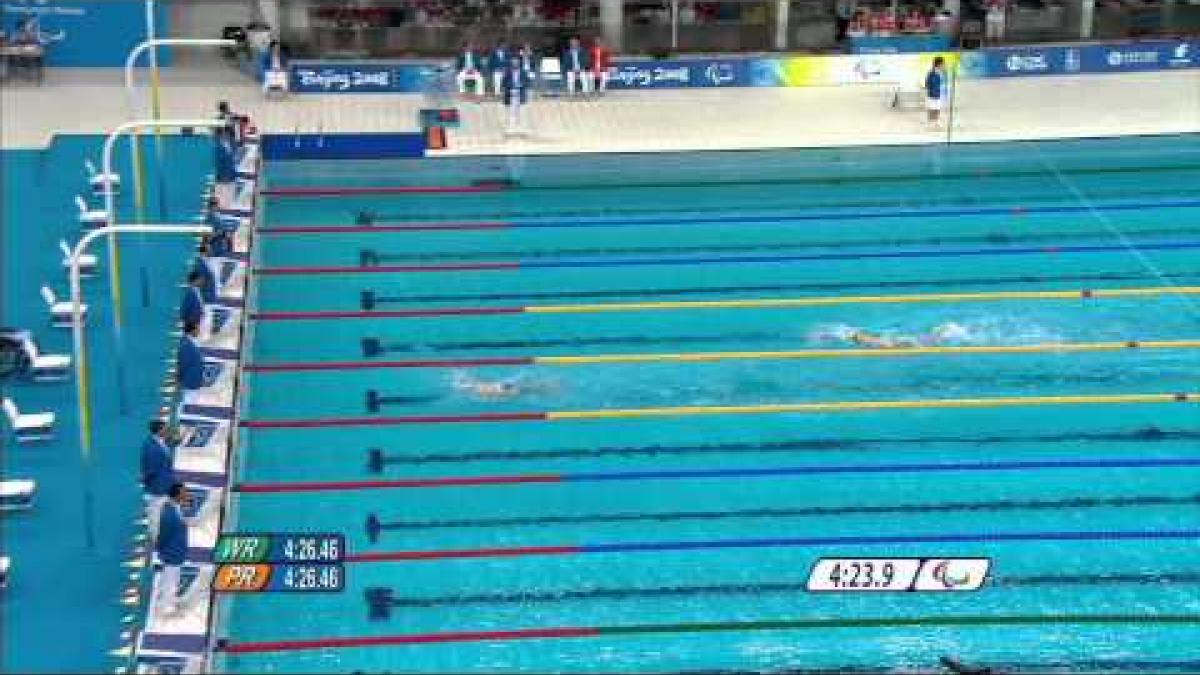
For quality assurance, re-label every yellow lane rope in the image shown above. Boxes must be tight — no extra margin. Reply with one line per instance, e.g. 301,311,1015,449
546,393,1196,421
525,286,1200,315
535,340,1200,365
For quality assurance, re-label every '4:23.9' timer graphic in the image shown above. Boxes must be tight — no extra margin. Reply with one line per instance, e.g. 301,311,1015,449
807,558,991,592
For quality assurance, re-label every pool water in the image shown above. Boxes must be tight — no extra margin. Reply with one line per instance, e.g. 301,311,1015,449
220,136,1200,673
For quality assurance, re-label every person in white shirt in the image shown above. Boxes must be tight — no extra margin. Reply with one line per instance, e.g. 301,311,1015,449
455,41,485,96
985,0,1006,43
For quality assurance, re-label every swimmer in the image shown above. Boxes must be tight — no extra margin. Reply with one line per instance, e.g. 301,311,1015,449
452,370,556,401
826,322,973,349
925,321,972,345
848,329,921,349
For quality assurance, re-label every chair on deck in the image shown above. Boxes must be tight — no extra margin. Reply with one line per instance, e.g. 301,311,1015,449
60,239,98,277
40,286,87,328
3,397,55,442
75,194,107,230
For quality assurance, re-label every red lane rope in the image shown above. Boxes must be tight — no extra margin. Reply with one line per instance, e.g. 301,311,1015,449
240,412,546,428
345,545,582,562
220,627,598,654
251,307,524,320
262,185,506,196
258,222,511,234
236,473,562,493
257,262,518,275
245,357,533,372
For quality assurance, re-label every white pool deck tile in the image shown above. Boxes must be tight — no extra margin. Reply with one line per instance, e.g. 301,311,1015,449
3,66,1197,152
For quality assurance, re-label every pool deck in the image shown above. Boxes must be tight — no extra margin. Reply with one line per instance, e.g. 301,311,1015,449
2,65,1197,152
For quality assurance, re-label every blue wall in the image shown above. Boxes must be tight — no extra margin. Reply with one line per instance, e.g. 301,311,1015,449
263,133,427,160
1,0,169,67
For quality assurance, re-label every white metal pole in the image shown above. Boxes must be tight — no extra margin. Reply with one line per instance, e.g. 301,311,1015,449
102,119,225,410
125,39,237,107
124,39,236,310
70,224,213,549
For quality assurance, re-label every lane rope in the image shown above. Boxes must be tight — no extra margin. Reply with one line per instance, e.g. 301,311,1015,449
235,456,1200,494
250,285,1200,322
238,392,1197,429
254,240,1200,276
217,613,1200,654
246,340,1200,372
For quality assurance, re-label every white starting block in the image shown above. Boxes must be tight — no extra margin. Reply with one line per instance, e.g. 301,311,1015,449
263,68,288,98
75,195,108,230
0,556,9,589
0,479,37,511
84,159,120,195
60,239,97,277
41,286,87,328
3,397,56,443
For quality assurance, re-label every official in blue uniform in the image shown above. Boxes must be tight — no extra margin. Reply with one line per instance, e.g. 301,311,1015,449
176,321,207,418
213,130,236,186
194,240,221,302
489,41,511,96
181,270,209,328
154,482,190,614
141,420,177,537
560,37,592,96
925,56,947,129
501,56,534,135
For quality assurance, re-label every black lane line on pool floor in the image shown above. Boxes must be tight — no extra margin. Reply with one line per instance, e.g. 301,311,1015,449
351,184,1200,225
355,227,1198,265
354,365,1192,416
358,271,1200,309
363,494,1200,538
366,427,1200,469
362,332,786,357
363,572,1200,616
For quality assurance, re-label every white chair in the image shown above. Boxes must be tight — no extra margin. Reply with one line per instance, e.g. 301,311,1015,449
75,195,107,230
40,286,87,327
60,239,97,277
0,479,37,511
84,159,120,195
263,68,288,99
3,398,55,443
20,337,71,382
539,56,563,96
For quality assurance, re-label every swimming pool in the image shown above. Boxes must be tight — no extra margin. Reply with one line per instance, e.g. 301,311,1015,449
218,135,1200,673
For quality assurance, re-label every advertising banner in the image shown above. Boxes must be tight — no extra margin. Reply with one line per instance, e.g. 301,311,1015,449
971,39,1197,77
284,39,1197,93
751,52,959,87
1080,39,1197,73
607,58,749,89
288,62,433,94
1,0,169,67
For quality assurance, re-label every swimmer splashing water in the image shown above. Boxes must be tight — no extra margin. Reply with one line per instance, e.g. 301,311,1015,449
451,370,558,401
821,322,973,349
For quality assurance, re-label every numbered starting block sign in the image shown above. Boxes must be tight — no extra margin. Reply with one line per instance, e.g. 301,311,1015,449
419,108,461,129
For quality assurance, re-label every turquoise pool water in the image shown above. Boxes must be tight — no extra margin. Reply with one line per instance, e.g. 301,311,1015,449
221,136,1200,673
